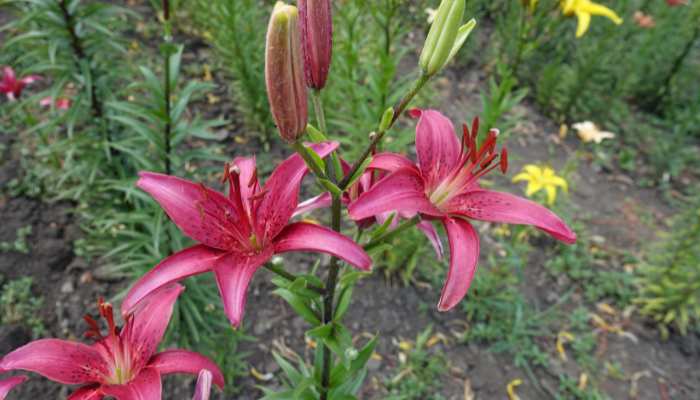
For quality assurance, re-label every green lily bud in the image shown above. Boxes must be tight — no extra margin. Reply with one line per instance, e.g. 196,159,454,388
265,2,308,142
419,0,469,77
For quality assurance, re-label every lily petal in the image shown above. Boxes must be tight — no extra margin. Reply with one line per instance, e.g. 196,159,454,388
137,172,248,251
213,250,273,327
293,192,332,217
348,167,443,221
67,386,103,400
368,152,416,173
0,339,109,385
231,156,259,210
193,370,212,400
125,284,184,362
438,218,480,311
417,220,444,260
255,141,338,240
446,189,577,244
0,375,27,400
414,109,461,189
101,367,161,400
575,11,592,37
150,350,224,389
274,221,372,271
122,245,224,315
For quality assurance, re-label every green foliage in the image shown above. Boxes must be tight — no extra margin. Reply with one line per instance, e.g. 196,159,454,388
0,276,46,338
186,0,276,147
0,225,31,253
546,223,636,306
372,225,431,286
479,61,528,139
384,327,447,400
325,0,431,159
635,198,700,337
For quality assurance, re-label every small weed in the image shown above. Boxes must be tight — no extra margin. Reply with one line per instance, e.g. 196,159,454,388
0,225,32,254
0,276,46,338
384,327,447,400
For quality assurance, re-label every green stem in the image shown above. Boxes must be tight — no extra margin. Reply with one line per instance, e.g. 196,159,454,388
311,89,343,182
338,73,429,190
320,194,342,399
264,264,326,295
292,141,329,179
364,216,421,252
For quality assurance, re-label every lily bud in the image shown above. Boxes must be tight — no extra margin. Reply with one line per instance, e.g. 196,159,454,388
298,0,333,89
266,2,308,142
419,0,473,77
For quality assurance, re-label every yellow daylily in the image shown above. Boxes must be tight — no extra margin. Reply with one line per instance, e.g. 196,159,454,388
560,0,623,37
507,379,523,400
521,0,539,14
512,165,568,205
572,121,615,143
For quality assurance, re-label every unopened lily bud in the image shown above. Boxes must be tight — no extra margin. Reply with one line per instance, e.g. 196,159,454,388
266,2,308,142
419,0,471,77
298,0,333,89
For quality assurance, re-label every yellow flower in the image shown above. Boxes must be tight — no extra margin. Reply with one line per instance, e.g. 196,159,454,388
507,379,523,400
512,165,568,205
521,0,539,14
560,0,623,37
572,121,615,143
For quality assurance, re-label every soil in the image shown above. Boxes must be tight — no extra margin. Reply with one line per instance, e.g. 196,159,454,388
1,5,700,400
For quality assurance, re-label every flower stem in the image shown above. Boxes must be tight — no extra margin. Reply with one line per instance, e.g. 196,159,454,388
264,263,325,295
311,89,343,182
338,73,429,190
292,141,328,179
320,193,342,399
364,216,421,252
163,0,172,176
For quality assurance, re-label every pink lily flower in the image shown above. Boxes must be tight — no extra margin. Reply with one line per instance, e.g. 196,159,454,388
192,370,212,400
0,374,27,400
0,67,41,101
0,285,224,400
40,96,72,110
123,142,372,327
295,158,444,258
348,109,576,311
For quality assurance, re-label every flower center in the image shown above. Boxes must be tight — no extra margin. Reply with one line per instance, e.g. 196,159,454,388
84,299,137,385
427,119,508,209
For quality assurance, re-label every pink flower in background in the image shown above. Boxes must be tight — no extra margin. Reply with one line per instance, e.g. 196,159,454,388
295,157,444,258
192,370,212,400
124,142,371,327
0,285,224,400
0,374,26,400
633,11,655,28
666,0,688,6
40,96,72,110
0,67,41,101
349,109,576,311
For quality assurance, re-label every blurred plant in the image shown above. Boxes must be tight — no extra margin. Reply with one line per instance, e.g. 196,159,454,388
0,225,31,254
186,0,276,147
635,197,700,337
479,62,528,139
559,0,623,38
512,164,569,206
0,276,46,338
384,326,447,399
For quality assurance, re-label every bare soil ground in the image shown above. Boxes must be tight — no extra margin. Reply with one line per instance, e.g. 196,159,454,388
1,7,699,400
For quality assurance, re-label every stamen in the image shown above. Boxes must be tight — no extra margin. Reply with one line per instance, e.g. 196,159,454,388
500,148,508,174
220,162,231,184
248,167,258,188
